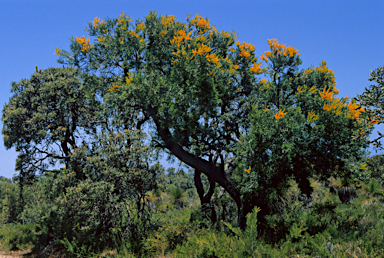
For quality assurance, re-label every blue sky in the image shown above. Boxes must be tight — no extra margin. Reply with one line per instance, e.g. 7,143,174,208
1,0,383,179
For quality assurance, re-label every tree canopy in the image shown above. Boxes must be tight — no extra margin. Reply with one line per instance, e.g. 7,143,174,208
5,11,376,229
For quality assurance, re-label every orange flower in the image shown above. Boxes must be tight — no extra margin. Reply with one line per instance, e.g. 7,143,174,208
108,84,121,92
196,44,212,55
274,109,287,119
307,110,319,122
319,87,334,101
206,53,220,66
267,38,286,50
233,64,239,70
244,166,251,173
162,15,175,26
250,63,262,73
92,17,105,27
75,36,93,51
240,50,251,59
297,86,305,93
260,54,268,62
170,30,192,44
136,22,145,31
284,46,298,57
309,86,317,94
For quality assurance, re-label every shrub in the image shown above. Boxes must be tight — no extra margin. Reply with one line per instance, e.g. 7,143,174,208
0,223,37,251
0,177,21,225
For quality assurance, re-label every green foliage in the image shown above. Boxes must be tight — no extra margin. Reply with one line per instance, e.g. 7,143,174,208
165,168,195,191
143,208,192,256
33,129,162,256
0,177,21,225
357,64,384,150
0,223,37,251
172,229,239,258
2,67,100,185
18,172,55,225
366,154,384,181
363,179,383,196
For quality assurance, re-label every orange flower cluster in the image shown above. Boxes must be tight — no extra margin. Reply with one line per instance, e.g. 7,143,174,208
108,84,121,92
345,100,365,119
316,61,336,85
260,39,299,62
97,36,105,42
368,118,379,127
283,46,298,57
319,87,366,119
126,76,133,84
117,12,132,25
192,43,212,56
190,15,213,34
162,15,176,26
235,41,256,51
319,87,334,101
54,48,61,55
268,38,286,49
240,51,251,59
129,30,140,38
75,36,93,51
304,61,336,85
307,110,319,123
309,86,317,94
172,46,187,57
170,30,192,45
220,30,231,38
235,41,255,60
323,100,344,115
206,53,220,66
274,109,287,119
92,17,105,27
260,79,267,84
136,22,145,31
297,86,305,93
250,62,262,73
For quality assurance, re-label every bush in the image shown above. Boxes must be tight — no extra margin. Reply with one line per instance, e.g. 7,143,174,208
0,177,21,225
0,223,37,251
40,178,130,256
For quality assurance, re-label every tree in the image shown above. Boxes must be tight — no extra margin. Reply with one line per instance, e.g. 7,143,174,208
2,67,102,179
232,40,373,233
54,12,373,229
2,67,103,214
357,64,384,151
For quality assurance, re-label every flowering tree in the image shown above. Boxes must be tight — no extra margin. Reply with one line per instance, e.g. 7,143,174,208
54,12,373,229
232,40,374,230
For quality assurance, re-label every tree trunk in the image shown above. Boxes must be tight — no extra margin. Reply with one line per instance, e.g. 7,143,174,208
194,169,217,224
148,107,246,229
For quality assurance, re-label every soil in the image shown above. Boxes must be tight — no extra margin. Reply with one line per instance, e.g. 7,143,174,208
0,247,65,258
0,249,35,257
